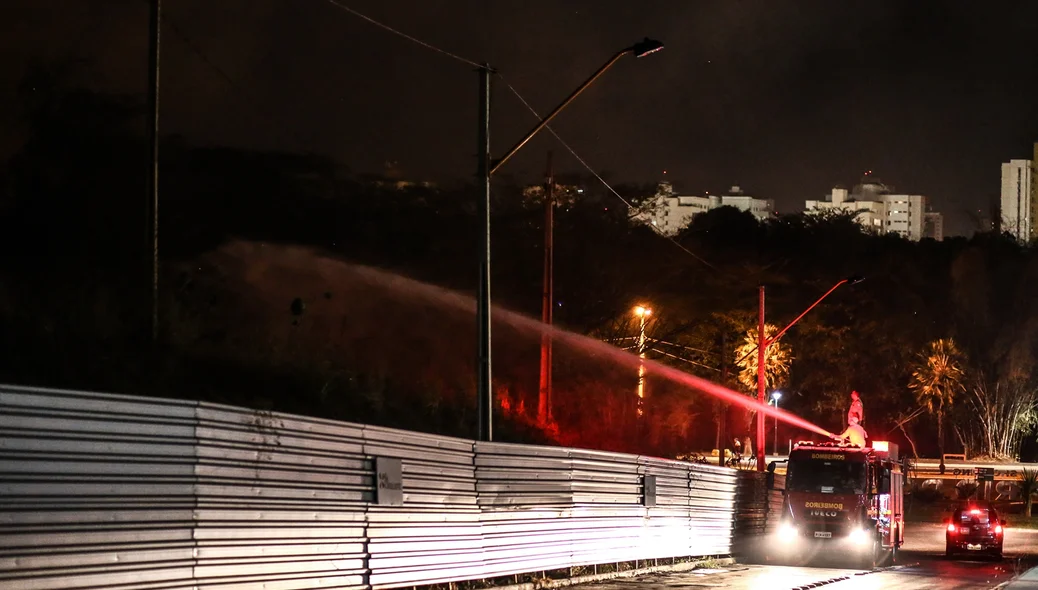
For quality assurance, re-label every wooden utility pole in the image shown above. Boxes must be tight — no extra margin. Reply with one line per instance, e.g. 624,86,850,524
718,331,728,468
756,286,767,471
537,152,554,426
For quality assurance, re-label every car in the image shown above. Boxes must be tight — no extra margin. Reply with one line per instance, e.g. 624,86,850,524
944,501,1005,560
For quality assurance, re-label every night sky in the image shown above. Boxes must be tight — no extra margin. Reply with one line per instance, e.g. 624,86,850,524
5,1,1038,236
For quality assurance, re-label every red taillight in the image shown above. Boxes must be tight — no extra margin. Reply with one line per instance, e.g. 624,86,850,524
995,525,1003,534
947,523,957,533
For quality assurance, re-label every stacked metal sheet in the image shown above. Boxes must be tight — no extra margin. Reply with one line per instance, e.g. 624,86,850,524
1,385,761,590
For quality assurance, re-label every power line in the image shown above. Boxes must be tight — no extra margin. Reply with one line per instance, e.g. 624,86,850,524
650,348,721,373
497,74,718,272
163,17,236,87
172,2,717,273
319,0,483,69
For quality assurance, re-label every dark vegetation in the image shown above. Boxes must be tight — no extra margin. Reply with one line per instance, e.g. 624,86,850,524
3,68,1038,459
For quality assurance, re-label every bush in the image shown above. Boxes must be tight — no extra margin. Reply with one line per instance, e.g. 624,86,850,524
956,482,979,500
911,487,945,504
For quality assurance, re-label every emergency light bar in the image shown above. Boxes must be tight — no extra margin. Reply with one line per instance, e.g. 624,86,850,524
793,440,863,450
869,440,899,461
793,440,899,460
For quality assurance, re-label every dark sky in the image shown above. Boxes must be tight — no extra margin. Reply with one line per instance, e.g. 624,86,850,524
5,1,1038,236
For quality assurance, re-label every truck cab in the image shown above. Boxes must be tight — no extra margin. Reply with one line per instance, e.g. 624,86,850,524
770,440,904,569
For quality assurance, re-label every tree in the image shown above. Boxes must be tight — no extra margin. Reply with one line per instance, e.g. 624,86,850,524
909,338,966,459
732,324,793,434
734,324,793,391
1021,468,1038,517
962,376,1038,459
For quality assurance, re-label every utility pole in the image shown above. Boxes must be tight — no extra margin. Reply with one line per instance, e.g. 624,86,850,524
476,65,493,442
146,0,162,342
718,331,728,468
756,286,767,472
536,151,554,427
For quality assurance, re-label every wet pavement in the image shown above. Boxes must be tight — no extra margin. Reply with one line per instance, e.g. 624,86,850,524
576,524,1038,590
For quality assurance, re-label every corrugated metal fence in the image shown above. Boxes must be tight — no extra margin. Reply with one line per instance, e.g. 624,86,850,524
1,386,764,590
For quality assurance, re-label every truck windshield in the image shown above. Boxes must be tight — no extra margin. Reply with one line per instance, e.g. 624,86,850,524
787,460,866,494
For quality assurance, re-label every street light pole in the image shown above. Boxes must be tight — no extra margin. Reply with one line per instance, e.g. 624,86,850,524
772,391,783,456
489,38,664,176
476,38,664,442
752,277,863,471
476,64,493,442
773,399,778,456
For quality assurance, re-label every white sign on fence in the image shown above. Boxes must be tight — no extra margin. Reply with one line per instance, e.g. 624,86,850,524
376,457,403,506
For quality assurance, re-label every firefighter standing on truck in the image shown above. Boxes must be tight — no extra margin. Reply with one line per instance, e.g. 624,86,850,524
847,390,864,426
831,391,867,446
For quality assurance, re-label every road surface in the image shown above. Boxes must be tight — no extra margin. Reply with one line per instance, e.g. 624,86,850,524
578,524,1038,590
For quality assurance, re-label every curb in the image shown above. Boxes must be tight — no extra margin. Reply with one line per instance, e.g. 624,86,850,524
485,557,736,590
788,562,918,590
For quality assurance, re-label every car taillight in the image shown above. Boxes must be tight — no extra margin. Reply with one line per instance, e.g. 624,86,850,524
995,524,1003,534
947,523,957,533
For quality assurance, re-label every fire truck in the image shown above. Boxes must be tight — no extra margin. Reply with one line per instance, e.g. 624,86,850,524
768,439,905,569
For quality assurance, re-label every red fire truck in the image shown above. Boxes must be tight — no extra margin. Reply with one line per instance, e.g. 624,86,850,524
769,440,904,569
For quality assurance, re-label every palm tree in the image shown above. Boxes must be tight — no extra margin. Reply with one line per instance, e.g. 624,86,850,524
908,338,966,461
1021,468,1038,517
734,324,793,391
734,324,793,434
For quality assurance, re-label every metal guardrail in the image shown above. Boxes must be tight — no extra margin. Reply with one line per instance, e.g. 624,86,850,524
0,385,757,590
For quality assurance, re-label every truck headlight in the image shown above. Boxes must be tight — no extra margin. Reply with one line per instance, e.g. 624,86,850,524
778,522,797,541
848,528,871,545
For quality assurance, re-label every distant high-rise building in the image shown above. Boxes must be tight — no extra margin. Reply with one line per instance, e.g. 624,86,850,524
1000,158,1033,243
1032,142,1038,238
805,176,937,241
923,210,944,241
638,183,774,235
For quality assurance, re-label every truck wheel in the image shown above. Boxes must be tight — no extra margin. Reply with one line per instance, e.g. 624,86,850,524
881,543,897,566
860,540,878,570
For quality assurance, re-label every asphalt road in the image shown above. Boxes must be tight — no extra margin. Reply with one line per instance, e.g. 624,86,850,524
578,524,1038,590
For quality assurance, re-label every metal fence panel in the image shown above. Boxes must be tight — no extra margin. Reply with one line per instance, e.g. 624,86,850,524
3,386,754,590
192,404,370,590
470,443,741,582
363,425,480,589
0,386,199,590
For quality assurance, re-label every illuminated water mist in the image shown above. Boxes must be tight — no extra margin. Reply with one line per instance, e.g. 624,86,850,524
222,242,838,440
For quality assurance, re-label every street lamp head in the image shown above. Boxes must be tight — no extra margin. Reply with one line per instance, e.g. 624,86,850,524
771,391,783,402
634,305,652,317
630,38,665,58
845,275,866,285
